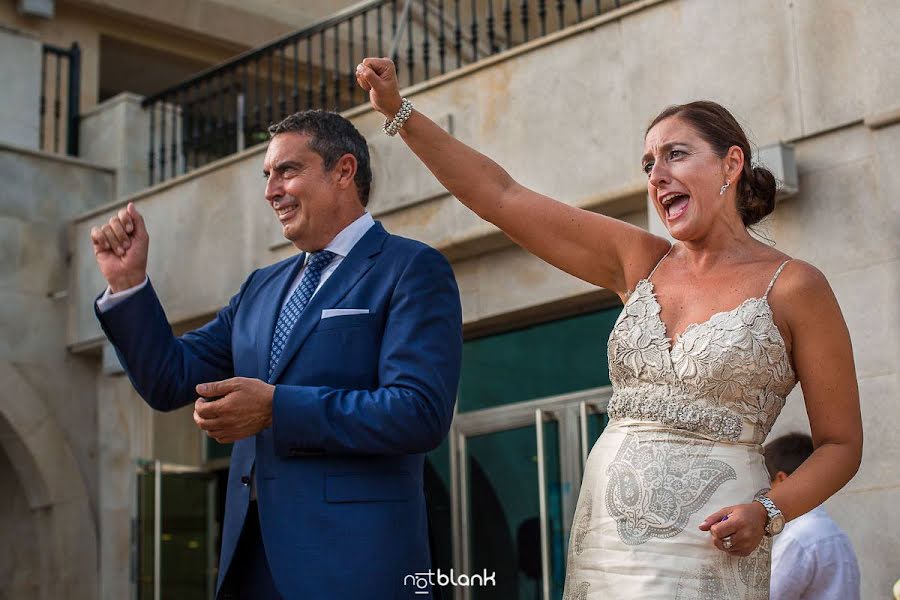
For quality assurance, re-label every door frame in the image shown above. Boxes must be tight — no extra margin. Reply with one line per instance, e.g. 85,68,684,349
134,460,218,600
448,385,613,600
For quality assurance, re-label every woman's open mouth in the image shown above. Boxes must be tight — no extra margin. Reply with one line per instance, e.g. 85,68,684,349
661,193,690,221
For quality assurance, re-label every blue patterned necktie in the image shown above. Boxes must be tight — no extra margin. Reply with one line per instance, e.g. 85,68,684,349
268,250,336,380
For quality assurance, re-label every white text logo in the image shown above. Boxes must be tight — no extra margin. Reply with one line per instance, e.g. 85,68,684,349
404,569,497,595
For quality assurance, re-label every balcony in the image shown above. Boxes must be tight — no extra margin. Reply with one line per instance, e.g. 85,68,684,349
141,0,641,185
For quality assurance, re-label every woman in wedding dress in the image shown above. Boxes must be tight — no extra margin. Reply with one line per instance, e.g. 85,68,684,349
356,59,862,599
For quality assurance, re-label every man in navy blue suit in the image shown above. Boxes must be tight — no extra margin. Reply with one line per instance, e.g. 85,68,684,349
91,111,463,599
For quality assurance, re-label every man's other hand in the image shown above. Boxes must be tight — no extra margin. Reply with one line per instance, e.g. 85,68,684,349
193,377,275,444
90,202,149,292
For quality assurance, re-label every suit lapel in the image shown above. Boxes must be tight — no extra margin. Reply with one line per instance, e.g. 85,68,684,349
256,252,307,379
267,223,388,383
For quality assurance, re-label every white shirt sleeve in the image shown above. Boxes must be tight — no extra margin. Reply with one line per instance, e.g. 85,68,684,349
95,276,150,313
771,536,815,599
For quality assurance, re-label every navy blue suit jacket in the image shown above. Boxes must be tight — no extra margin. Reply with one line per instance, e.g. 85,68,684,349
96,222,463,599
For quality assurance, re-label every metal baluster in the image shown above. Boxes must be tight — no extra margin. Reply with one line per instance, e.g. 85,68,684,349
39,50,46,150
319,33,327,108
422,0,430,79
503,0,512,50
362,10,369,71
349,16,356,106
182,94,191,174
279,45,287,119
148,102,155,185
521,0,530,42
306,37,313,109
254,57,262,134
240,62,248,153
333,24,341,110
293,41,300,113
172,90,179,178
438,0,446,73
575,0,583,22
377,3,384,57
267,52,274,125
406,4,414,86
191,87,201,169
227,75,235,153
219,74,227,156
470,0,478,61
391,0,399,73
595,0,600,16
556,0,564,30
67,44,80,155
487,0,496,54
454,0,462,68
53,54,61,153
159,96,167,181
539,0,547,36
206,77,215,162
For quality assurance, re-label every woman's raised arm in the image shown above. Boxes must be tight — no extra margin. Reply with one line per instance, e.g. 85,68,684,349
356,58,669,297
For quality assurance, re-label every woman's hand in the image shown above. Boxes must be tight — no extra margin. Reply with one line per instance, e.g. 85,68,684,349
699,502,768,557
356,57,403,118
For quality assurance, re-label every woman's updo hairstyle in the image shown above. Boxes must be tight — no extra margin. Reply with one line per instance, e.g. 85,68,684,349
646,101,777,227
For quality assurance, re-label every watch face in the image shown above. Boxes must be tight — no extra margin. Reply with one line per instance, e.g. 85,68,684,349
770,514,785,535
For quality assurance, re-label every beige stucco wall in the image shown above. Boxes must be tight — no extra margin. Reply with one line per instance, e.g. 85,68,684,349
0,144,116,599
3,0,891,596
0,26,42,150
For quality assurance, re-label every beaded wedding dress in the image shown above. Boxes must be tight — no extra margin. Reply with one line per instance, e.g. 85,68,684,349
563,249,797,599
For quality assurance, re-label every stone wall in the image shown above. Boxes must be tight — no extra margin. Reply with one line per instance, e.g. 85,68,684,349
0,144,115,598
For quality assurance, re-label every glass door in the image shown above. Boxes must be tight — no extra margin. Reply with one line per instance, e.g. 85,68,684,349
450,388,612,600
135,461,218,600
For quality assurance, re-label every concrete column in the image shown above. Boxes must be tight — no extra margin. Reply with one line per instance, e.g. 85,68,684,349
0,27,41,150
79,92,151,197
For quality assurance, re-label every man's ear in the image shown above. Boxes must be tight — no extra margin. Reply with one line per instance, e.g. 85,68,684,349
333,153,358,190
774,471,789,485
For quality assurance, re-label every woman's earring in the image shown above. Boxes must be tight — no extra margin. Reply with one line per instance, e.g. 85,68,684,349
719,182,730,196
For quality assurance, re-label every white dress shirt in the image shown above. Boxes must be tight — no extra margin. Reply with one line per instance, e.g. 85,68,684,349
770,505,860,600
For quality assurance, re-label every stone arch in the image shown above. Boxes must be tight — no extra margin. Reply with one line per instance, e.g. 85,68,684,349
0,361,97,600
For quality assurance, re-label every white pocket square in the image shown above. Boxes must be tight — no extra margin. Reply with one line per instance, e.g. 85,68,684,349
321,308,370,319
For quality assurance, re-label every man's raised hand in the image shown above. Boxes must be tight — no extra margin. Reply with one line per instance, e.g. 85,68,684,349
356,58,403,119
90,202,149,293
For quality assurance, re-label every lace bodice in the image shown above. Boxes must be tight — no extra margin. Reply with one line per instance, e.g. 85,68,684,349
606,258,798,444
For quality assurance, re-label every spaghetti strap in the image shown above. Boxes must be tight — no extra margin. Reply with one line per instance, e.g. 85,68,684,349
764,260,792,298
647,245,674,281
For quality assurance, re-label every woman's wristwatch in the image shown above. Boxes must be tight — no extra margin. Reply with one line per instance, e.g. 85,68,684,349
753,494,785,536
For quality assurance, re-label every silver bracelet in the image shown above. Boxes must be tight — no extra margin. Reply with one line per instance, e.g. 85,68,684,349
382,98,413,136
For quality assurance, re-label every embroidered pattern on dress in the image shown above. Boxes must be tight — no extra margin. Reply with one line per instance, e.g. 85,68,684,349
675,560,737,600
605,432,737,545
571,492,592,556
562,580,590,600
607,279,796,444
674,538,773,600
607,385,742,442
738,535,772,598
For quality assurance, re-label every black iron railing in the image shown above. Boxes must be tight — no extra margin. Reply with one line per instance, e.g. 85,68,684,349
143,0,634,185
40,42,81,156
